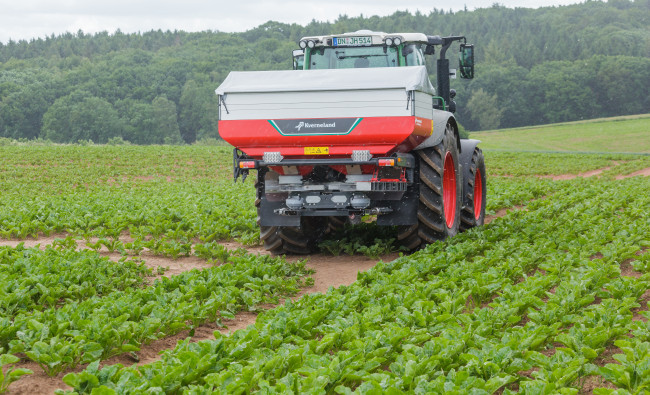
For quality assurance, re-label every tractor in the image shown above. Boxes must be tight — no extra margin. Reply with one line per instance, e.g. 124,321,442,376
216,30,485,254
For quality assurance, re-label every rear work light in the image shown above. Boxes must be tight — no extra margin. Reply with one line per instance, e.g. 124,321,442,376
263,151,284,163
378,159,395,167
239,161,256,169
352,150,372,162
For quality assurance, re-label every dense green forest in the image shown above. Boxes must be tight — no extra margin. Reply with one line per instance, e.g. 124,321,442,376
0,0,648,143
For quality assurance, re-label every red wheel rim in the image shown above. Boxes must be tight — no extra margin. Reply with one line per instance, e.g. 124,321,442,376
474,169,483,220
443,152,457,228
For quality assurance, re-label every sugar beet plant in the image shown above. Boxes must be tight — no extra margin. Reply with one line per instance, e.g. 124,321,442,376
318,176,560,257
0,146,259,248
0,243,152,319
0,243,312,377
0,147,631,254
1,146,649,392
0,353,31,394
60,174,650,393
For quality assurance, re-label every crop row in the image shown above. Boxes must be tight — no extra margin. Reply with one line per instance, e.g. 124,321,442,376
2,148,646,249
484,152,649,177
1,148,648,393
0,180,259,244
1,248,312,377
0,170,564,259
0,244,151,319
59,176,649,393
0,145,233,194
3,147,642,188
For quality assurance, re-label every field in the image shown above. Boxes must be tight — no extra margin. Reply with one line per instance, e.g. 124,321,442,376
1,141,650,394
471,114,650,153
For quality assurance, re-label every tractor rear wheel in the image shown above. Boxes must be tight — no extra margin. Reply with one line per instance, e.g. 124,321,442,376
460,147,486,231
397,123,462,250
259,217,326,255
326,216,347,234
255,176,326,255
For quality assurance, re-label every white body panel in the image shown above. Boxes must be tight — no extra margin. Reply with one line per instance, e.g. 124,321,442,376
220,89,411,120
216,66,435,96
413,91,433,120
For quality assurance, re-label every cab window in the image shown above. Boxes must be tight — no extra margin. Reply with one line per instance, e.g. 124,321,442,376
403,44,425,66
308,46,399,69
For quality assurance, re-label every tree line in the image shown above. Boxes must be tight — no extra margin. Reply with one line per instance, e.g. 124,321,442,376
0,0,648,143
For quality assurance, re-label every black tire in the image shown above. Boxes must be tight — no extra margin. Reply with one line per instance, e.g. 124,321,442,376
460,147,486,231
397,123,462,250
259,217,326,255
326,216,347,234
255,174,326,255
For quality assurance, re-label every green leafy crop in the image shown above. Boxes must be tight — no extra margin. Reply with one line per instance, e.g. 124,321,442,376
0,353,32,393
60,175,650,393
0,146,648,393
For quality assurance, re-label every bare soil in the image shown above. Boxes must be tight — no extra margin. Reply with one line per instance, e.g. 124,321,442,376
540,165,613,180
495,163,650,182
485,204,527,224
6,364,71,395
580,375,617,394
615,167,650,180
632,290,650,322
535,163,650,182
0,235,212,280
536,162,619,180
620,258,642,279
0,233,71,249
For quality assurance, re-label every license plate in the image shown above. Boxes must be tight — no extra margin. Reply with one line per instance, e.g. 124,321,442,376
304,147,329,155
333,36,372,46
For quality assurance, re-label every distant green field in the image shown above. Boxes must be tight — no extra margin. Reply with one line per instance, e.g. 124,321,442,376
471,114,650,153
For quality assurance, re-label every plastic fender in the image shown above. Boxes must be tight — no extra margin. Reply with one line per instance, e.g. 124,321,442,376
413,111,456,150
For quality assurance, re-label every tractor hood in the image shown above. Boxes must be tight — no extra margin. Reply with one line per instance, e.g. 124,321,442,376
215,66,435,96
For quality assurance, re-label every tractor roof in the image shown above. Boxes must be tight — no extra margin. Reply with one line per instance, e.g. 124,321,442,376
299,30,430,46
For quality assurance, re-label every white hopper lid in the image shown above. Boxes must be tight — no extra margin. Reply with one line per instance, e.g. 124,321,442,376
215,66,436,96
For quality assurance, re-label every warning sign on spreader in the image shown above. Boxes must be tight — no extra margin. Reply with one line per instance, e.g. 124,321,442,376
304,147,329,155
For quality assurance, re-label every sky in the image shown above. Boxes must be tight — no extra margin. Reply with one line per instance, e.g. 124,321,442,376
0,0,586,44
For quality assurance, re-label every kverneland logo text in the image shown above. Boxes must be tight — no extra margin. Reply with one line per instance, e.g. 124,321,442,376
296,121,336,131
270,118,360,136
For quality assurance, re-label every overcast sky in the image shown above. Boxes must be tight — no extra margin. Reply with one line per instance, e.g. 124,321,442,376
0,0,586,44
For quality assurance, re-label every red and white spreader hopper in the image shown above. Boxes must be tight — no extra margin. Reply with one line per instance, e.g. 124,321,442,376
216,66,453,160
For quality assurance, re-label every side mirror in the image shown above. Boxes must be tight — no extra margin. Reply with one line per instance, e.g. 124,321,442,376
292,49,304,70
424,44,435,55
459,44,474,79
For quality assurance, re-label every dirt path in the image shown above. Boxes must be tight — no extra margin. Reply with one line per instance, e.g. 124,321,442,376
615,167,650,180
2,235,396,395
496,161,648,181
486,163,650,223
538,162,622,180
0,234,213,278
485,204,527,224
534,163,650,182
